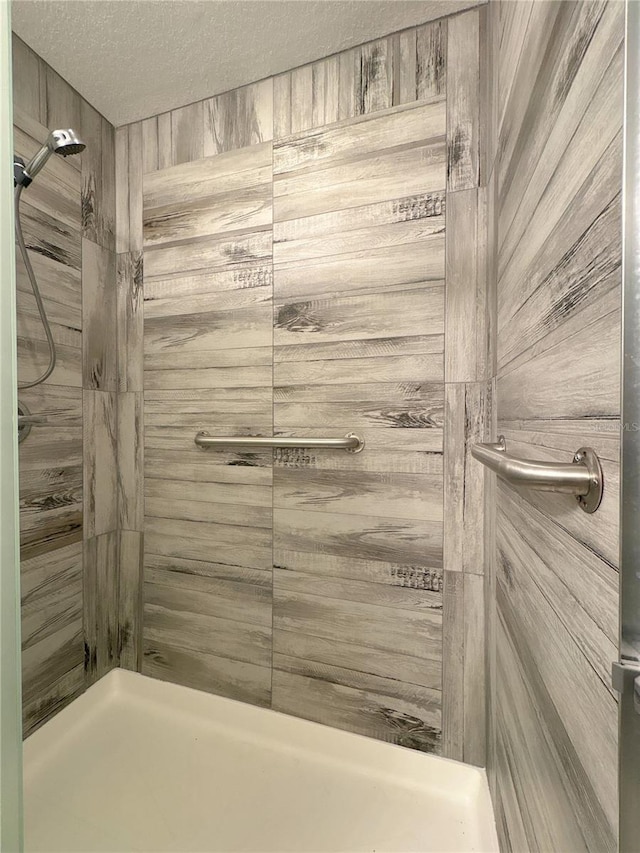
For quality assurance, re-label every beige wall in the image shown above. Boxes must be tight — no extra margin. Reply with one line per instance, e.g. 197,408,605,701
486,1,623,849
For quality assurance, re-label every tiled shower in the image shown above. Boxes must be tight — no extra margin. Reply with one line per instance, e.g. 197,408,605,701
11,0,623,850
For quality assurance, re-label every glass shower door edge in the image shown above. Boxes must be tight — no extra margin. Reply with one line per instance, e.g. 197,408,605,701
0,1,24,849
620,1,640,850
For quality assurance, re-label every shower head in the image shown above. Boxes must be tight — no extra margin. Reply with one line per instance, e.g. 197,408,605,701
16,129,86,187
48,128,86,157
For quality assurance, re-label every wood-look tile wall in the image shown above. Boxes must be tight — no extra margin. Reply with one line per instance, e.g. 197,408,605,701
113,1,486,759
12,35,119,734
486,1,623,849
271,99,446,750
141,138,275,706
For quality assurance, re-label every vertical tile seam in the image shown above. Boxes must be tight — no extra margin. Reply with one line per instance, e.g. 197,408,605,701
461,566,466,762
137,137,145,673
391,32,401,106
114,315,121,665
442,21,449,746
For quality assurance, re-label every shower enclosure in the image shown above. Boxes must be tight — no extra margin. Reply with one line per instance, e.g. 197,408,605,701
0,0,638,849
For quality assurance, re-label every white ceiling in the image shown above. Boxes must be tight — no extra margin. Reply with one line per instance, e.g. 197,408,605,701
11,0,476,127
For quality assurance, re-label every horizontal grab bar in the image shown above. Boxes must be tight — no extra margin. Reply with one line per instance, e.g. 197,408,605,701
194,432,365,453
471,435,603,513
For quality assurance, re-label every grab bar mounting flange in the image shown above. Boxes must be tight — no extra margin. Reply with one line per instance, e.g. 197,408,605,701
573,446,604,514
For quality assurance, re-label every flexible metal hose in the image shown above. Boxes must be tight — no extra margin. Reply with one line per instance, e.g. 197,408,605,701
14,184,56,388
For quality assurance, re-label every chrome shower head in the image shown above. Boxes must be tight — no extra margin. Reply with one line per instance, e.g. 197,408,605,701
48,128,85,157
16,128,86,187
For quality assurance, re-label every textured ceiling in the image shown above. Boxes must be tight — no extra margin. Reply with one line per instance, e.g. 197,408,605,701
11,0,476,126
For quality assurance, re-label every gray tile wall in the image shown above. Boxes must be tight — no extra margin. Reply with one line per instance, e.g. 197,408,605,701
116,2,488,760
485,1,623,849
12,34,119,734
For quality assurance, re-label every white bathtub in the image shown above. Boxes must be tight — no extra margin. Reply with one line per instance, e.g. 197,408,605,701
24,669,498,852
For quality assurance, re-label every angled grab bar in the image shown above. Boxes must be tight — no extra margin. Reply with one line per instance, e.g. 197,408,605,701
194,432,365,453
472,435,603,513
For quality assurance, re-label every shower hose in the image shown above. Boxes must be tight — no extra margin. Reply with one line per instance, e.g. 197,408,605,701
14,183,57,389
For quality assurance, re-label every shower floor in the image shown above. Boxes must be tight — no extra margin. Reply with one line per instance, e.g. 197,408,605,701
23,669,497,853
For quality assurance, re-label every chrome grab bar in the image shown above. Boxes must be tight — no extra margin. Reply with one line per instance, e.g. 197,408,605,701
194,432,365,453
471,435,603,513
